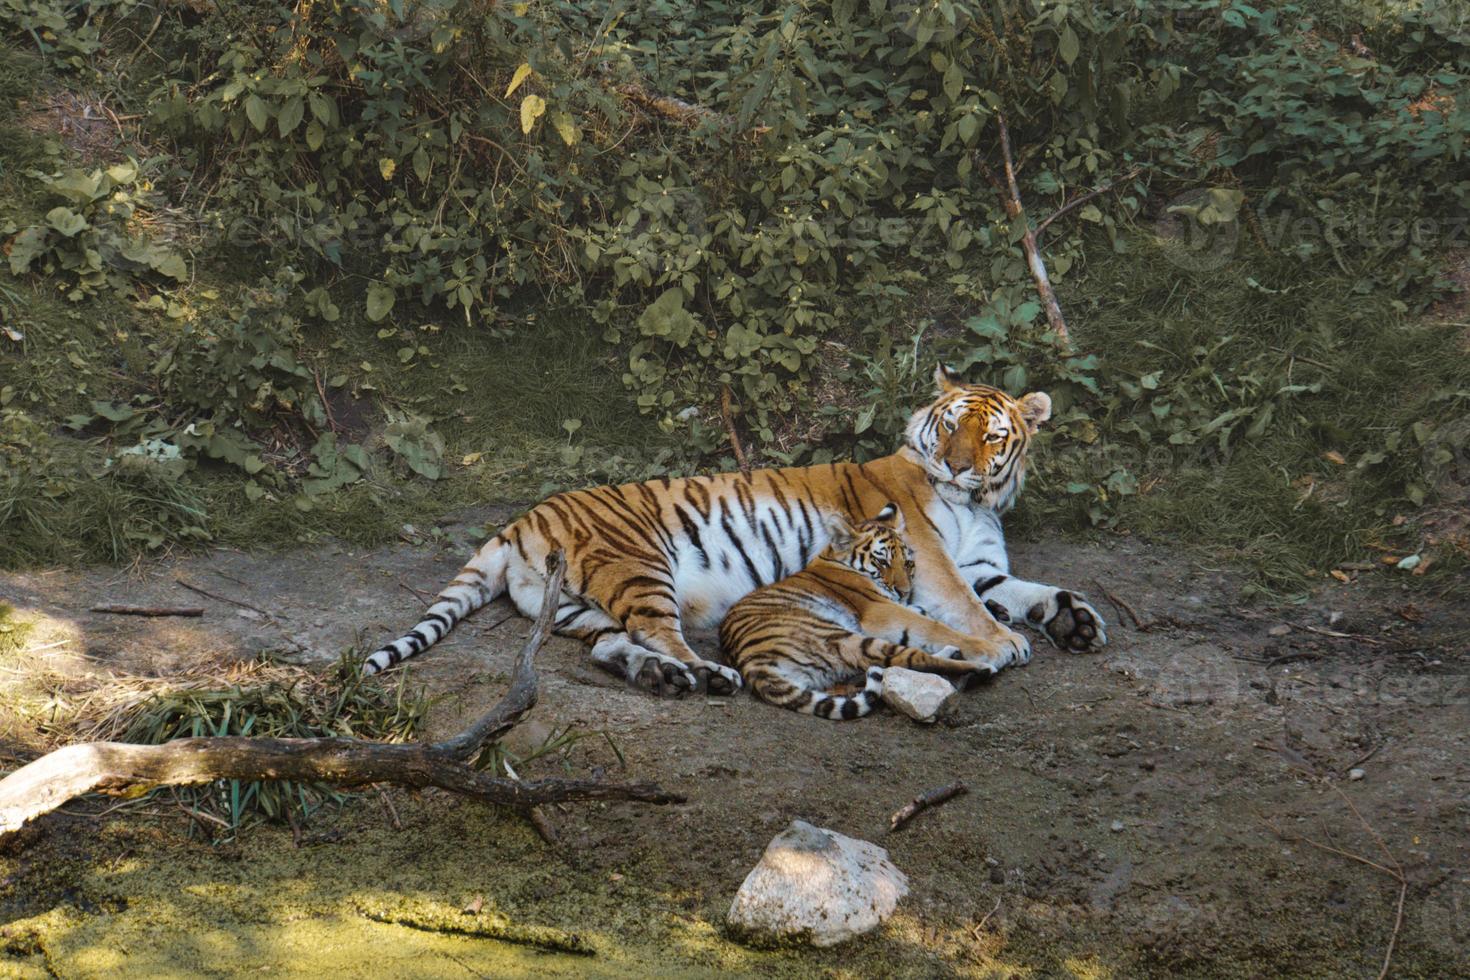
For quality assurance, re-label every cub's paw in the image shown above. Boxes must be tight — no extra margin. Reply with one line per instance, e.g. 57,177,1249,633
692,660,743,696
630,654,698,698
1028,591,1107,652
1002,627,1032,667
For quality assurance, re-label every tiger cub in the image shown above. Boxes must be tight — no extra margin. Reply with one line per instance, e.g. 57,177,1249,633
719,504,1009,720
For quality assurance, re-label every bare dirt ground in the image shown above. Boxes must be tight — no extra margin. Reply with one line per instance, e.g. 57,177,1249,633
0,508,1466,978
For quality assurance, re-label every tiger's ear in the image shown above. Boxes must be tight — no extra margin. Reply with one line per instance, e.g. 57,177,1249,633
823,514,856,553
1017,391,1052,434
871,502,905,532
933,363,963,394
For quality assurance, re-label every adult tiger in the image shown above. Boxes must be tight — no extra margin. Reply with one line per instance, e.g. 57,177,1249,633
363,366,1107,693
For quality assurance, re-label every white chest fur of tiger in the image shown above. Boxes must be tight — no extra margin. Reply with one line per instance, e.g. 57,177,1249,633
363,365,1107,695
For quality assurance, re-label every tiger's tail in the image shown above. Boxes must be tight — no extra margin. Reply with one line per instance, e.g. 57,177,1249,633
755,665,885,721
362,535,510,675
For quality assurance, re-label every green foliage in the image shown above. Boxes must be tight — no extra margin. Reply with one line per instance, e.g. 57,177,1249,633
4,158,187,300
105,653,429,839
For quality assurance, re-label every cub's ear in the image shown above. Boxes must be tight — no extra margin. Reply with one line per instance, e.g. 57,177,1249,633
1017,391,1052,433
871,502,905,532
933,363,962,394
823,514,856,553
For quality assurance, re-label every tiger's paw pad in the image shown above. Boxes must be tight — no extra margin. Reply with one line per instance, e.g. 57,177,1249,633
693,661,743,695
630,657,697,698
1041,592,1107,652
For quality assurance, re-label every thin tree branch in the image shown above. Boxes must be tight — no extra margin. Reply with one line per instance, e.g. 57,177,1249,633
431,551,565,762
1034,167,1142,241
992,111,1071,351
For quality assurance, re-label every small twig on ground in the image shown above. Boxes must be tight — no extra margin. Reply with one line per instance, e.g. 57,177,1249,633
91,605,205,618
1258,784,1407,980
175,578,271,617
312,368,342,436
971,896,1003,941
1092,581,1146,631
720,383,751,475
399,581,435,607
889,781,968,832
1298,624,1385,647
1265,652,1322,669
504,759,558,845
378,787,402,831
1343,740,1387,776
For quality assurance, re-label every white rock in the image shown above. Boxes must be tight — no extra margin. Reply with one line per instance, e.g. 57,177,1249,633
1348,768,1366,781
727,820,908,947
880,667,957,723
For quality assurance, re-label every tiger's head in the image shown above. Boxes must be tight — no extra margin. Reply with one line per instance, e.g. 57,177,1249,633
904,364,1052,512
823,503,915,601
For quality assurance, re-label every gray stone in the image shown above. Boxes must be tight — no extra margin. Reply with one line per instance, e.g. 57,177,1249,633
727,820,908,947
880,667,957,723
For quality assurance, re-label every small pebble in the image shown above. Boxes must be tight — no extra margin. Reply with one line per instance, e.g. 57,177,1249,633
1267,624,1291,637
1348,768,1366,781
1110,820,1124,832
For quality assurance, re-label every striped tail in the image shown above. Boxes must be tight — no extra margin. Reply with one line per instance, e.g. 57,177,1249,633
362,536,510,675
755,666,885,721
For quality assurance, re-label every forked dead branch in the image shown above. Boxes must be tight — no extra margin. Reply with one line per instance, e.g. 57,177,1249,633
0,552,685,842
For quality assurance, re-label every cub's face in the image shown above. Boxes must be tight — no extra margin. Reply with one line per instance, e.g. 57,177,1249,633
906,365,1053,510
824,504,915,601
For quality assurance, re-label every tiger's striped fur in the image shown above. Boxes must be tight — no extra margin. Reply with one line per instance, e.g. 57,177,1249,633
364,366,1106,692
721,505,1006,720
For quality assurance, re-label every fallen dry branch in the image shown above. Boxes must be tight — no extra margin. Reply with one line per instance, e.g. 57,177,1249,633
0,552,685,841
90,604,204,618
889,781,968,832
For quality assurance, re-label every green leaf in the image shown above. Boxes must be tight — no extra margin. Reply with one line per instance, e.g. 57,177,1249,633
46,207,88,238
244,94,269,133
7,226,49,273
278,96,305,136
366,283,396,322
1058,25,1080,66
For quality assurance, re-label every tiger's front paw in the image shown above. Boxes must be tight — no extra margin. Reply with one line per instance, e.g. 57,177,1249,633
1028,591,1107,652
630,654,698,698
692,660,743,696
1005,627,1033,666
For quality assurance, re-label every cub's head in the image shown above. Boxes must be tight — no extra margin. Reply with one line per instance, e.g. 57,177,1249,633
904,364,1052,511
823,504,915,601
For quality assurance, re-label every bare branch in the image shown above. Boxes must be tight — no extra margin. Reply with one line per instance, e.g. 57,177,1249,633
993,111,1071,351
